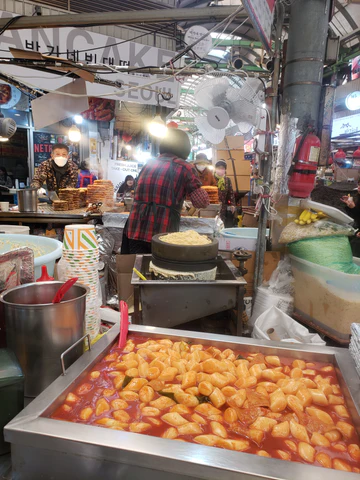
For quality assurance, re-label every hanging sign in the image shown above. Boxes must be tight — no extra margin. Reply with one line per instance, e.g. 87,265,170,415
107,160,138,193
33,132,67,167
242,0,275,53
184,26,213,58
332,113,360,138
0,11,180,107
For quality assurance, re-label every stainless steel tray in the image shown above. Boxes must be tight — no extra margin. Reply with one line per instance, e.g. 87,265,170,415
5,325,360,480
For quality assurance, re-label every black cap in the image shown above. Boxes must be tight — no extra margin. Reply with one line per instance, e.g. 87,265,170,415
159,129,191,160
215,160,227,169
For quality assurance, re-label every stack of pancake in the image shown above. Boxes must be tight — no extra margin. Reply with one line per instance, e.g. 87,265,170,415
201,186,219,204
58,188,81,210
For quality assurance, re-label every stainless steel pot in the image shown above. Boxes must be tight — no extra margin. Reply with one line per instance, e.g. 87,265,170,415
17,188,38,213
0,281,88,397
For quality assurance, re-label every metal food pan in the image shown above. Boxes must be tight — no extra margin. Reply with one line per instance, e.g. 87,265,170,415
5,325,360,480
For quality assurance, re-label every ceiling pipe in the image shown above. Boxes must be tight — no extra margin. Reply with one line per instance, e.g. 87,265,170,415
0,6,243,30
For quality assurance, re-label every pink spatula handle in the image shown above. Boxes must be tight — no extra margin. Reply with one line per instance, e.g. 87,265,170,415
118,301,129,349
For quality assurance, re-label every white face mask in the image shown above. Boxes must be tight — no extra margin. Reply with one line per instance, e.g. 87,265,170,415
54,156,67,167
196,164,206,172
215,168,225,177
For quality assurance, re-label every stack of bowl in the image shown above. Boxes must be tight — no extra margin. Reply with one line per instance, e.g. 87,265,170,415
62,224,101,340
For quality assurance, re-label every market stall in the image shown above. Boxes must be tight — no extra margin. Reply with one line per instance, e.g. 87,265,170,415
4,324,360,479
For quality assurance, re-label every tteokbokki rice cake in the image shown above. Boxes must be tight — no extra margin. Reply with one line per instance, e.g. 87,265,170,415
51,336,360,473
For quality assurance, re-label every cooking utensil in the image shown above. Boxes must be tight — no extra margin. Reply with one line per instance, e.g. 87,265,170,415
1,281,88,397
17,189,38,213
52,277,78,304
118,301,129,349
48,191,60,202
133,267,147,281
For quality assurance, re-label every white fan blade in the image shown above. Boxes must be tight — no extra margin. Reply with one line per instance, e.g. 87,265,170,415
194,76,230,110
237,122,253,135
230,98,261,127
194,116,226,144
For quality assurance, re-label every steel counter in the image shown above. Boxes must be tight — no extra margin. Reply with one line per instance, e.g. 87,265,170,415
132,255,247,335
5,325,360,480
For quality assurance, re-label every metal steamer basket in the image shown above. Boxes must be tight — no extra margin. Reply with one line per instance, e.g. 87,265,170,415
5,325,360,480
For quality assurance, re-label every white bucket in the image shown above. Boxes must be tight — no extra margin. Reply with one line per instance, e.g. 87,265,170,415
0,225,30,235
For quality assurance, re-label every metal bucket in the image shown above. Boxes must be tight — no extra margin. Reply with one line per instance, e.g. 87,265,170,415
17,188,38,213
0,282,88,397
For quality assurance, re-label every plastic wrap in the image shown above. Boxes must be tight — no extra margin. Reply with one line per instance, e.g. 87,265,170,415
279,219,355,244
95,226,118,306
250,285,294,326
268,257,294,296
252,306,326,345
289,236,360,274
0,248,34,292
179,217,223,237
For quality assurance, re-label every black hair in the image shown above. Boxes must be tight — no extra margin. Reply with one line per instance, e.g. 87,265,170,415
159,129,191,160
52,143,69,153
0,166,7,176
125,175,135,182
80,160,90,171
196,153,208,162
215,160,227,169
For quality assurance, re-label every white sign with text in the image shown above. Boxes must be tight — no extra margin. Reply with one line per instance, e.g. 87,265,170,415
108,160,139,193
0,11,180,107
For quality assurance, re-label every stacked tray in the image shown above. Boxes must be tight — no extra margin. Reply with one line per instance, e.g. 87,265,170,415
350,323,360,377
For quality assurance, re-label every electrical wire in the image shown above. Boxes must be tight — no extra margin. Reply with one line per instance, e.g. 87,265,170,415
0,16,23,37
4,11,249,99
162,5,245,67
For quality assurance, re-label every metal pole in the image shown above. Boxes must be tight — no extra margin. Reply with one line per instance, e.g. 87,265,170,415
0,6,242,30
253,2,284,291
282,0,332,132
318,74,337,166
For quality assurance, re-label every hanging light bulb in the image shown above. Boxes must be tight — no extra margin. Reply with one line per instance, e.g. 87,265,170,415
149,115,167,138
68,124,81,143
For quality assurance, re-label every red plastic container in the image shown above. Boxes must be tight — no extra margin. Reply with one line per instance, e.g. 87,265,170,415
288,133,321,198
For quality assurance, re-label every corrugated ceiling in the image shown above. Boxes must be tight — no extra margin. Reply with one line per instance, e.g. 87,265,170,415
31,0,176,37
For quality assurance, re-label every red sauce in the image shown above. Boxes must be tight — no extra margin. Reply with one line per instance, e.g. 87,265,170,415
50,334,360,473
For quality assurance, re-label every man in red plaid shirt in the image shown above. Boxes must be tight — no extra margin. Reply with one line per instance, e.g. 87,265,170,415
122,129,209,254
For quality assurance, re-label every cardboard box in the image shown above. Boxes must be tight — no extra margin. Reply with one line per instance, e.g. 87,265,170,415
242,212,258,228
232,251,280,297
228,174,251,191
216,150,249,176
116,254,136,302
216,136,244,150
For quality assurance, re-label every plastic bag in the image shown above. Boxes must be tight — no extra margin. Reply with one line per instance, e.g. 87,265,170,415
0,248,34,292
268,257,294,296
289,236,360,274
249,285,293,326
279,220,355,244
252,306,326,345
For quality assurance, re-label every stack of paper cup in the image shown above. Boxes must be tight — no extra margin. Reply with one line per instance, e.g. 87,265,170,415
62,224,101,340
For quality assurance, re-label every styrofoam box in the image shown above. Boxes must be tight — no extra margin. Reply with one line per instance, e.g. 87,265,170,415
219,228,270,251
290,254,360,341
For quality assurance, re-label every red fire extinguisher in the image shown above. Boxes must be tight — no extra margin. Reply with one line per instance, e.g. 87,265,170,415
288,129,321,198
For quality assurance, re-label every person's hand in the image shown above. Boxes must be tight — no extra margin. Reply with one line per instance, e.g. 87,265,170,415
230,206,236,214
341,195,355,208
357,231,360,238
37,188,46,196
